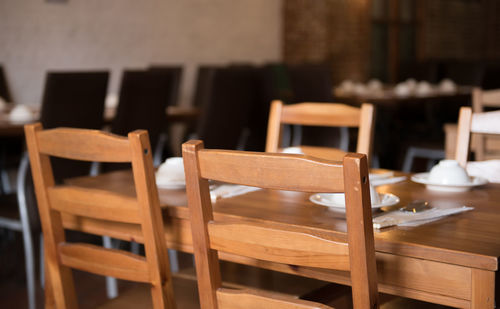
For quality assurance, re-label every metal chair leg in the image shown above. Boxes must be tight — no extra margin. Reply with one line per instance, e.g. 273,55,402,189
17,153,36,309
102,235,118,299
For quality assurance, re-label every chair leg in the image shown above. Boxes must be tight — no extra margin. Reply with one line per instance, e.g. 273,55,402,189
17,153,36,309
102,236,118,299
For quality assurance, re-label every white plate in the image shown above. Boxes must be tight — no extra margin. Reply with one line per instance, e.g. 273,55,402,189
309,193,400,212
411,173,488,192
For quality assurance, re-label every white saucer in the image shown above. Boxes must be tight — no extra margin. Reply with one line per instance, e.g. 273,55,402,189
156,181,185,190
411,173,488,192
309,193,400,212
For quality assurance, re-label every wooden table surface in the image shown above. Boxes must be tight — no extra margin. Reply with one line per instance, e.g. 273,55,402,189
64,169,500,308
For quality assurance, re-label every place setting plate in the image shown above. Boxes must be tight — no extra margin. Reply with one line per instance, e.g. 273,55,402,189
309,192,400,212
411,173,488,192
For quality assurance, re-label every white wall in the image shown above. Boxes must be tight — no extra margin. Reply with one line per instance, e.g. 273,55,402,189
0,0,283,105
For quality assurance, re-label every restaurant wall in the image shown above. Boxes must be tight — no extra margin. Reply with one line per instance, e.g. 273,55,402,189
0,0,283,105
283,0,371,84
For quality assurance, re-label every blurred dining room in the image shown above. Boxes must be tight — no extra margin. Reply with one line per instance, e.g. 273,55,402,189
1,0,500,308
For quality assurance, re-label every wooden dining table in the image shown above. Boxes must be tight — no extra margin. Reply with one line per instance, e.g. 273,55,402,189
62,168,500,309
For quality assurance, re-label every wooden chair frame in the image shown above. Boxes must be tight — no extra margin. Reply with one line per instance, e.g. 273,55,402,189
183,140,379,309
265,100,375,162
455,106,500,167
25,123,176,309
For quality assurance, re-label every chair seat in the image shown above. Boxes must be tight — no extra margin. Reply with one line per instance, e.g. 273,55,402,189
97,276,200,309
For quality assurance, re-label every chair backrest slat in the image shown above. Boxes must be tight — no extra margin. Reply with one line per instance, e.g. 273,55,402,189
47,186,141,224
197,149,344,193
183,139,379,309
58,243,150,283
266,100,375,162
25,122,175,309
208,222,350,270
216,288,332,309
36,128,132,162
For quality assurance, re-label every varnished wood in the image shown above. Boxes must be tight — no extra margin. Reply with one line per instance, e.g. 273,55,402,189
183,140,379,309
265,100,375,163
455,107,473,167
216,288,331,309
64,168,500,308
471,269,495,309
198,149,344,193
24,123,176,309
58,243,150,283
36,127,132,162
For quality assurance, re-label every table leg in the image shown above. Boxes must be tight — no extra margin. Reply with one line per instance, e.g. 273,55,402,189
471,268,495,309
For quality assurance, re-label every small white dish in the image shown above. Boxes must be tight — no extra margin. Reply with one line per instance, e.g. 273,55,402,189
428,160,470,185
309,193,400,212
411,173,488,192
156,157,185,189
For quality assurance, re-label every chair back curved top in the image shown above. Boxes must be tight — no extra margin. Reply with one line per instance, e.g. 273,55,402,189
266,100,375,162
0,65,13,103
195,67,257,149
111,70,175,153
25,123,175,309
40,70,109,181
182,140,378,309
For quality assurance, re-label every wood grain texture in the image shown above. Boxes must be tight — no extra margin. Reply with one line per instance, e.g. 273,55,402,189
58,243,150,282
198,148,344,193
48,186,141,224
207,221,350,270
183,140,378,309
25,123,176,309
471,268,495,309
216,288,331,309
36,127,131,162
455,107,473,167
265,100,375,163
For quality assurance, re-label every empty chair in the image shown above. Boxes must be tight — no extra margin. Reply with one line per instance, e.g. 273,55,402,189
266,100,375,163
0,65,13,102
40,70,109,181
148,65,183,108
111,70,177,164
195,66,257,150
455,106,500,167
183,140,378,308
444,88,500,161
25,124,179,309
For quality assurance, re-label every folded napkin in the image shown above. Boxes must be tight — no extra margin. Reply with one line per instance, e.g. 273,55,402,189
471,110,500,134
373,206,473,229
210,185,261,203
467,160,500,183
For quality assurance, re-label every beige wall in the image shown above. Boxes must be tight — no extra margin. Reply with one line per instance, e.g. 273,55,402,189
0,0,283,105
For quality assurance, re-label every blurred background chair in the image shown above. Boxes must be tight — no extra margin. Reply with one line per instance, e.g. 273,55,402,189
194,66,257,150
0,65,13,103
266,100,375,164
0,70,109,309
109,69,180,168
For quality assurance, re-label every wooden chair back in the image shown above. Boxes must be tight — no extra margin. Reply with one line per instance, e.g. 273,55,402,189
455,106,500,167
183,140,379,309
470,88,500,162
265,100,375,162
25,123,175,309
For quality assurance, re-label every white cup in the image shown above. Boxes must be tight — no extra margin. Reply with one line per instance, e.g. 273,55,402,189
428,160,470,185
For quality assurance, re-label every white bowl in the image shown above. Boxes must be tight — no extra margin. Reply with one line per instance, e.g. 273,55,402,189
156,157,186,189
415,81,433,96
405,78,417,92
428,160,470,185
9,104,34,123
394,83,411,97
439,79,457,93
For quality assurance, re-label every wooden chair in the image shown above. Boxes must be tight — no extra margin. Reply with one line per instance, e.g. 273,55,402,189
183,140,379,309
25,123,177,309
445,88,500,162
455,106,500,167
265,100,375,163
